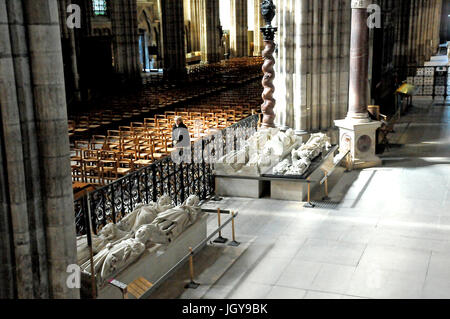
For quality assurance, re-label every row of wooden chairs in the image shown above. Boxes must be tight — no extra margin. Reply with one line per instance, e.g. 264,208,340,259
71,107,258,185
68,57,263,138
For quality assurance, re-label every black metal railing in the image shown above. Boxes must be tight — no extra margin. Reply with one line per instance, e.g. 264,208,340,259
74,114,260,235
398,65,449,98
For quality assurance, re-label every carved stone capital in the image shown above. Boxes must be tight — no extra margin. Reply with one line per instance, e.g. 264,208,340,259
260,26,278,41
351,0,369,9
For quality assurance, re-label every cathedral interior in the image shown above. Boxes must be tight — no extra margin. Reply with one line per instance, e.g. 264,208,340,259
1,0,450,300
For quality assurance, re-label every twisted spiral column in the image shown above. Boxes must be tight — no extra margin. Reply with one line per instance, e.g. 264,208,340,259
261,40,276,128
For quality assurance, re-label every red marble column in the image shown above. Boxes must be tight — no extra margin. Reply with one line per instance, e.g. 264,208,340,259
347,0,370,122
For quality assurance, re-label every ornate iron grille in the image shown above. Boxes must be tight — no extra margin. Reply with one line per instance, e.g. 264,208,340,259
399,66,449,99
92,0,108,16
74,114,260,235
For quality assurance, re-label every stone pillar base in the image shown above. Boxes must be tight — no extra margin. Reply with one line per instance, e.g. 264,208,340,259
334,119,382,169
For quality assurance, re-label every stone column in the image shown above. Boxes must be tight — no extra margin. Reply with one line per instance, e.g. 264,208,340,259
0,0,79,299
440,0,448,44
110,0,141,80
200,0,221,63
0,0,35,298
320,0,331,130
274,0,351,136
338,0,351,120
253,0,264,56
58,0,81,101
310,0,321,130
161,0,186,79
433,0,443,52
273,0,290,130
407,0,419,65
260,0,278,128
335,0,381,168
190,0,201,52
346,0,370,122
230,0,248,57
23,0,78,298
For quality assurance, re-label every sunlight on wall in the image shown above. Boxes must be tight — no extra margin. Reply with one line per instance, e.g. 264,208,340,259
248,0,254,31
220,0,231,31
220,0,253,31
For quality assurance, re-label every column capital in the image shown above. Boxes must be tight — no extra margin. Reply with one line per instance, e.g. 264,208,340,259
351,0,369,9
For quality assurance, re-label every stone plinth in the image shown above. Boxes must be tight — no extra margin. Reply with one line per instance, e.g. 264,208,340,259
334,119,382,169
271,180,308,202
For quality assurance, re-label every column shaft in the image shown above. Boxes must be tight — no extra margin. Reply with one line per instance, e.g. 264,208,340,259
230,0,248,57
347,2,370,120
161,0,186,78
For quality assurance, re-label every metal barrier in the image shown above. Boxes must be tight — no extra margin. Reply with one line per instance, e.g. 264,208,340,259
399,65,449,98
74,114,259,236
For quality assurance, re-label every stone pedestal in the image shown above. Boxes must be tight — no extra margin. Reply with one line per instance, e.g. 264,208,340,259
215,178,267,198
271,181,308,202
334,119,382,169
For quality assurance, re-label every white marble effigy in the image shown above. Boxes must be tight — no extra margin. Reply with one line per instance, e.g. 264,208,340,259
214,128,302,177
77,195,207,293
272,133,331,176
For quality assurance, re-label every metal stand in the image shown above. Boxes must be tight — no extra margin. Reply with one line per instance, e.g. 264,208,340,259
213,208,228,244
322,178,331,201
185,247,200,289
304,179,315,208
228,212,240,247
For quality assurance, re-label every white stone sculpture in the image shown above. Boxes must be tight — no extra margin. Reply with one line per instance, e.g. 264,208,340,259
80,225,152,281
76,223,132,265
272,133,331,176
116,195,174,232
77,194,204,282
76,196,173,265
214,128,301,176
147,195,202,244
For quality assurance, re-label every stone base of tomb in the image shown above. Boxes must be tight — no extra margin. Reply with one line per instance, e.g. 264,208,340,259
270,168,323,202
81,214,208,299
271,180,308,201
215,177,268,198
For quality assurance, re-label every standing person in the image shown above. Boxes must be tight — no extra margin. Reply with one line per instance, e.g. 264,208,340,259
172,116,189,147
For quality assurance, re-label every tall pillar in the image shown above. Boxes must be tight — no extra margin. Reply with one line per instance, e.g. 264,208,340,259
338,0,351,120
320,0,331,130
230,0,248,57
58,0,81,101
274,0,351,135
110,0,141,80
189,0,201,52
253,0,264,56
161,0,186,79
260,0,277,128
335,0,381,168
200,0,221,63
440,0,448,43
433,0,443,51
347,1,370,121
0,0,79,298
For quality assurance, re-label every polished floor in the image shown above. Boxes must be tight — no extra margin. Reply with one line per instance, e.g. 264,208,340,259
151,99,450,299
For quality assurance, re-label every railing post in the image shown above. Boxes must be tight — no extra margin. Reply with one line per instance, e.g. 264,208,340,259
151,164,157,202
86,193,97,298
